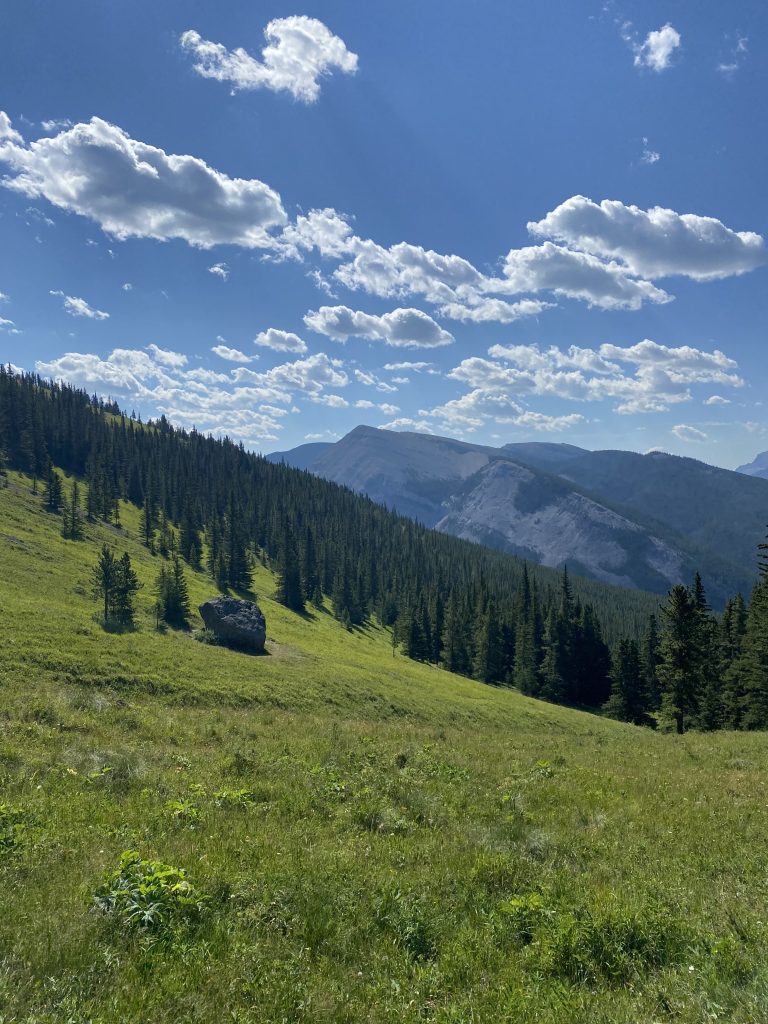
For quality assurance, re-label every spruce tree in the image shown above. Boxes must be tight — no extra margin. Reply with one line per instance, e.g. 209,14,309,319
657,584,701,733
112,553,141,627
44,462,63,513
155,554,191,627
605,639,650,725
92,544,118,623
276,524,304,612
62,480,84,540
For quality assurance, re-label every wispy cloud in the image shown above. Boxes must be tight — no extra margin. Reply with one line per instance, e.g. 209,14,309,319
50,290,109,320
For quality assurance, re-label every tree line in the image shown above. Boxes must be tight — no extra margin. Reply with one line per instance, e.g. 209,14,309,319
1,367,766,731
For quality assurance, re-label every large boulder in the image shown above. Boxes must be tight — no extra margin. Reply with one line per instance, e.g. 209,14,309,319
199,596,267,652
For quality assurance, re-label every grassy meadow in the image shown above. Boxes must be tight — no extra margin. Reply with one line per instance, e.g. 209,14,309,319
2,471,768,1023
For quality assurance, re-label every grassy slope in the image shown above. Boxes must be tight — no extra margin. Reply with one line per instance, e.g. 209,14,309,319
1,472,768,1023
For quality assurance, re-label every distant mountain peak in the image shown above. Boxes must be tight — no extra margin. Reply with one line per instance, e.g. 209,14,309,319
736,450,768,479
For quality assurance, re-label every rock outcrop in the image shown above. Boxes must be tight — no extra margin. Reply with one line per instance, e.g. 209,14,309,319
199,596,266,652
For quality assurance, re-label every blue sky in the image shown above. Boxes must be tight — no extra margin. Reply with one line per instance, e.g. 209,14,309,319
0,0,765,466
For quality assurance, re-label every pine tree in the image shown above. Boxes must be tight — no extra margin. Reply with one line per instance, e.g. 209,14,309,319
44,462,63,513
539,607,567,703
138,494,156,550
62,480,84,540
657,584,702,734
473,597,503,683
738,535,768,729
112,552,141,627
276,523,304,612
441,591,470,675
641,614,662,709
92,544,118,623
605,639,650,725
155,554,191,627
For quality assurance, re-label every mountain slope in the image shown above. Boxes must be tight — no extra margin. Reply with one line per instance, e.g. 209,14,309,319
3,469,768,1023
282,426,765,603
737,450,768,480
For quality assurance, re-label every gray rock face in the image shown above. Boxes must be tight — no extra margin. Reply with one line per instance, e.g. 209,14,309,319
199,596,266,651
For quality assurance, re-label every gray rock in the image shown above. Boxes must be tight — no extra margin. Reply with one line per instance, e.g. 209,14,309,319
199,596,266,652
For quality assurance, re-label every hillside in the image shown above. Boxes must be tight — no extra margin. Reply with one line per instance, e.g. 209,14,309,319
737,450,768,481
2,470,768,1023
272,426,768,605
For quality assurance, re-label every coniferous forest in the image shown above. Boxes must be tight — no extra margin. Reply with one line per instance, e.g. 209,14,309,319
1,367,766,732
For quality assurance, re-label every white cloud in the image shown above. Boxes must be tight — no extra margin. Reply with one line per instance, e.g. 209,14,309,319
34,345,349,446
443,340,743,421
122,282,132,291
529,196,765,281
380,418,434,433
0,112,22,144
279,208,357,260
208,262,229,281
304,304,454,348
640,139,660,164
672,424,708,442
501,241,672,310
0,317,15,330
50,290,109,320
212,344,252,364
310,393,349,408
633,24,681,71
0,291,8,302
180,17,358,103
146,344,187,369
0,114,286,249
382,361,433,372
254,328,308,354
438,297,553,323
40,118,73,133
704,395,730,406
717,35,748,76
354,368,397,393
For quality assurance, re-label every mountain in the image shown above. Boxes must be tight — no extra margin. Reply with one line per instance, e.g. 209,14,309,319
737,450,768,480
275,426,768,605
267,440,334,471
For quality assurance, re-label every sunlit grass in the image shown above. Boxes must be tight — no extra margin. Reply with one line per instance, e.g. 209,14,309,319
2,471,768,1023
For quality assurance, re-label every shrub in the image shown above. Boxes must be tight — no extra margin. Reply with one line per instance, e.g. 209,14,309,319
92,850,208,933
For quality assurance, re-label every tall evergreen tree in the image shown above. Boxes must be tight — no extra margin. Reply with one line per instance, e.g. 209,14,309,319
276,523,304,612
605,639,650,725
658,584,701,734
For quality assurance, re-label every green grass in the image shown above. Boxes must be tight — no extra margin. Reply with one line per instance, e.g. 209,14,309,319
2,472,768,1023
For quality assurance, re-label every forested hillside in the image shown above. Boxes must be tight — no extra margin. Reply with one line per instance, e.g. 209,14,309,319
1,368,766,731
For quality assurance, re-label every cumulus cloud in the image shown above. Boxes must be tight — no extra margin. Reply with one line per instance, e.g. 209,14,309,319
0,112,22,144
208,262,229,281
180,17,358,103
354,368,398,393
0,114,286,248
704,395,730,406
145,344,187,368
122,282,132,291
442,340,743,424
254,328,308,354
212,343,252,363
380,418,434,433
529,196,765,281
632,24,681,71
35,346,349,445
40,118,73,133
501,242,672,310
672,424,708,442
304,304,454,348
50,290,109,320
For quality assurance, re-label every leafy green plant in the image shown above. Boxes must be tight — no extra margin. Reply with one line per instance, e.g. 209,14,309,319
92,850,208,932
0,803,28,856
213,788,254,808
165,799,200,824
